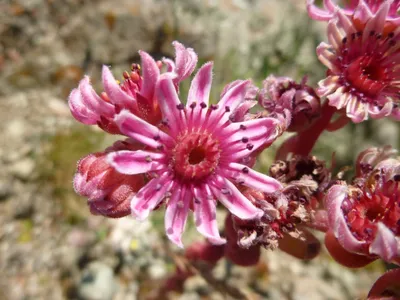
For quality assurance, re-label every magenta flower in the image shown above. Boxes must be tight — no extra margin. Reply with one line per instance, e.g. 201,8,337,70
307,0,400,24
68,51,161,134
325,147,400,264
68,42,198,133
107,63,283,247
315,1,400,123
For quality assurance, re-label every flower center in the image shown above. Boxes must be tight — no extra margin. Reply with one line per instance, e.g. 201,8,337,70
342,190,400,242
346,56,387,98
172,132,221,181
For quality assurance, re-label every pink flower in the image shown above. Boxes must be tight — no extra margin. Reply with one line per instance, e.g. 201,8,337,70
68,51,161,134
68,41,198,133
315,1,400,122
107,63,283,247
73,140,145,218
259,75,321,132
307,0,400,24
325,147,400,265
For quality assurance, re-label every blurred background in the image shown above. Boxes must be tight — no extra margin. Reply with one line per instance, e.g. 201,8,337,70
0,0,398,299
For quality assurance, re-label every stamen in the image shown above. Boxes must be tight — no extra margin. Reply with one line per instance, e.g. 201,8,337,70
241,137,249,143
176,104,185,110
200,102,207,109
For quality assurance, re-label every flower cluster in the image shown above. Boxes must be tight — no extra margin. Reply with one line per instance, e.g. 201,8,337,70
67,0,400,296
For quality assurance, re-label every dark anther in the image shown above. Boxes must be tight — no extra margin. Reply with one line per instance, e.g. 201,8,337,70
356,31,362,37
190,102,196,109
246,144,254,150
225,106,231,112
388,32,395,38
369,30,375,36
241,137,249,143
176,104,184,110
210,104,218,110
342,37,347,44
242,167,249,173
157,145,164,151
376,33,382,39
154,135,160,141
351,33,356,40
389,40,396,47
200,102,207,108
239,124,247,130
394,174,400,182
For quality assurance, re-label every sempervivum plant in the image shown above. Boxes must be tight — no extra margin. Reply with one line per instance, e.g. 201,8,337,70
66,0,400,294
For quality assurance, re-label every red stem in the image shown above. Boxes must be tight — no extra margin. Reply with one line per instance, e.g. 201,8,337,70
278,102,336,158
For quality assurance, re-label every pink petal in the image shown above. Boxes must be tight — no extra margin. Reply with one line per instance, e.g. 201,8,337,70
317,43,340,72
346,96,367,123
368,98,392,119
162,57,175,72
172,41,198,82
369,223,399,262
226,162,282,193
131,173,173,220
107,150,165,175
205,80,250,130
225,118,281,160
327,87,349,110
79,76,114,118
187,62,213,108
114,110,174,149
165,185,191,248
156,74,187,137
139,50,160,100
68,88,98,124
306,0,334,21
102,65,138,109
210,176,263,220
193,184,226,245
317,75,340,97
326,185,366,253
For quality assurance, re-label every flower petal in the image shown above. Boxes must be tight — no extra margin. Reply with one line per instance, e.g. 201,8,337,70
326,185,366,253
187,62,213,109
102,65,137,109
114,110,174,149
226,162,282,193
139,50,160,100
193,184,226,245
107,150,165,175
165,185,191,248
68,88,98,124
172,41,198,82
156,74,187,136
369,222,399,262
79,76,114,118
210,176,263,220
131,173,173,220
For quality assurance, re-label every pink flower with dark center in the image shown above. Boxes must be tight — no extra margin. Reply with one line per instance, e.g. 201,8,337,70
316,1,400,122
68,42,198,133
307,0,400,24
107,63,283,247
259,75,321,132
325,147,400,264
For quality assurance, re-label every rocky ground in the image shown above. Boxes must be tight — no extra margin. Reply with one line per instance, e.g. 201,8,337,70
0,0,397,299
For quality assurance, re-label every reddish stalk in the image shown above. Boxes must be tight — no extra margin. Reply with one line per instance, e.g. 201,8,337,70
277,102,337,158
